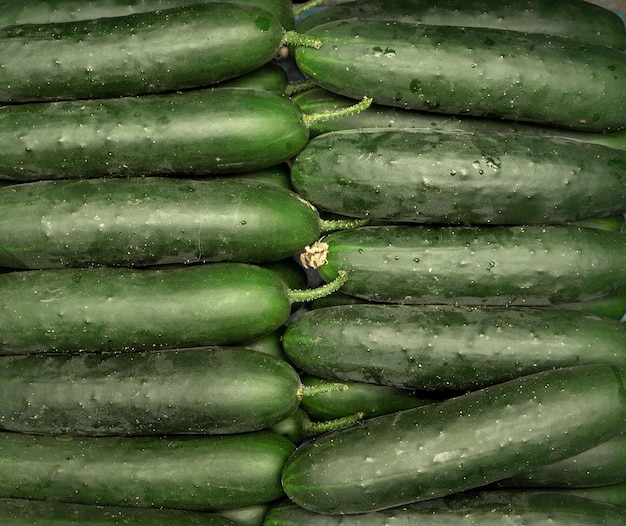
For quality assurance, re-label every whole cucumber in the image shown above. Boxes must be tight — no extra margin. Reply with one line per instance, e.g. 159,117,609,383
281,363,626,513
295,19,626,131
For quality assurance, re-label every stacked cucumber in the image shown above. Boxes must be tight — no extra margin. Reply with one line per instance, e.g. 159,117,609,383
0,0,625,524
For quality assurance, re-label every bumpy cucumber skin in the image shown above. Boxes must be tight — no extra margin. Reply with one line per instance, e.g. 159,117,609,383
291,128,626,225
296,0,626,50
0,430,293,510
264,491,626,525
295,20,626,131
0,177,320,269
0,497,237,525
0,88,309,180
0,347,302,436
0,263,292,354
0,3,284,102
0,0,295,30
281,364,626,514
283,304,626,391
317,224,626,305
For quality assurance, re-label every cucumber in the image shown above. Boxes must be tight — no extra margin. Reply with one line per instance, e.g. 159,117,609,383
0,88,310,180
0,0,296,30
495,431,626,489
282,303,626,391
290,128,626,225
296,0,626,50
554,482,626,508
281,363,626,513
299,374,440,421
0,262,346,354
0,3,287,102
294,19,626,131
218,62,289,94
0,177,321,269
264,490,626,525
0,497,237,525
309,224,626,306
0,346,302,436
0,430,293,510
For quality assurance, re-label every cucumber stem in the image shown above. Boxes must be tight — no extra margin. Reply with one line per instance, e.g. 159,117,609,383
287,269,348,304
306,412,365,434
299,381,349,398
284,79,319,97
293,0,328,18
303,96,373,127
320,217,370,233
282,30,322,49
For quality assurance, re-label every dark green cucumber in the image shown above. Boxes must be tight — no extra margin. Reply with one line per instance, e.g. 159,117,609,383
0,177,321,269
495,431,626,489
264,490,626,525
295,20,626,131
0,346,302,436
281,363,626,514
0,3,286,102
299,374,439,420
290,86,626,148
555,482,626,508
310,224,626,306
215,503,270,526
297,0,626,49
219,62,289,94
0,497,237,525
0,430,293,510
283,304,626,391
234,163,295,190
0,0,295,30
0,262,346,354
290,128,626,225
0,88,310,180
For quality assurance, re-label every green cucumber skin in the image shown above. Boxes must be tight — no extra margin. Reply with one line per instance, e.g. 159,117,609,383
316,224,626,306
0,430,293,511
0,263,292,354
264,491,626,525
291,86,626,150
0,346,301,436
290,128,626,225
0,498,237,526
295,20,626,131
0,88,309,181
296,0,626,50
281,363,626,514
0,0,295,30
0,177,320,269
283,304,626,391
0,3,284,102
299,375,439,421
219,63,289,95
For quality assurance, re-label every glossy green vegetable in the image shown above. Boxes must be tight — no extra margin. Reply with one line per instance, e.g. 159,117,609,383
295,19,626,130
0,346,302,436
296,0,626,50
264,490,626,525
0,177,321,269
283,304,626,391
0,3,286,102
0,88,310,181
0,497,237,525
311,224,626,306
219,62,289,94
290,128,626,225
281,364,626,514
0,430,293,510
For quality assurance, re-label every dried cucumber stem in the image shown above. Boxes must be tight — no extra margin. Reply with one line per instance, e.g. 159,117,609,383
299,240,329,270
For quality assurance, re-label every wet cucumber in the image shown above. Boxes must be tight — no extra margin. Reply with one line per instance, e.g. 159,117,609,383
281,363,626,514
0,177,321,269
296,0,626,49
282,304,626,391
290,128,626,225
0,430,293,510
0,346,302,436
264,490,626,525
0,88,310,181
0,262,345,354
0,2,287,102
0,497,237,525
295,19,626,131
309,224,626,306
